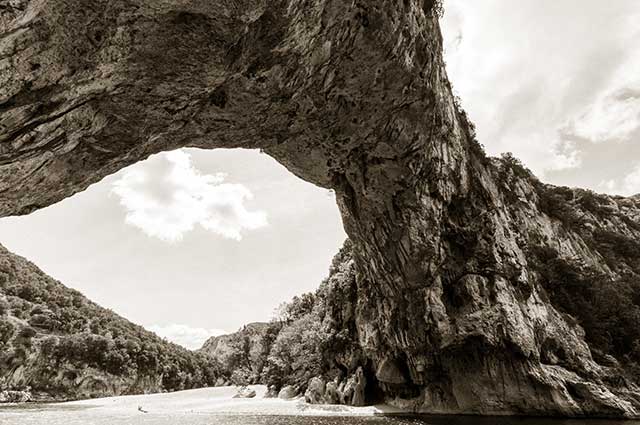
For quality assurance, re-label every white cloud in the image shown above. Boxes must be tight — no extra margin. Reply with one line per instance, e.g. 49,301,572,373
549,139,582,170
566,86,640,143
599,164,640,197
147,323,227,350
623,167,640,196
112,149,268,242
441,0,640,177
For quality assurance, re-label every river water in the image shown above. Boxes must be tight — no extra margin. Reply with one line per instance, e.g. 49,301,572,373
1,386,639,425
2,405,640,425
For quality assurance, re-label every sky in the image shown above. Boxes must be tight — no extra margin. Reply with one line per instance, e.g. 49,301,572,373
0,149,346,349
0,1,639,349
442,0,640,193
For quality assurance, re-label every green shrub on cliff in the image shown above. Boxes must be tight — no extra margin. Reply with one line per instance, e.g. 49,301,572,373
531,245,640,379
501,152,533,180
0,319,14,346
537,186,583,226
274,292,316,324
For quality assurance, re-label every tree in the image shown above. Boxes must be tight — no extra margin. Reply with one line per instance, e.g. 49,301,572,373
274,293,316,324
17,326,36,340
264,313,327,389
0,319,15,345
0,298,9,316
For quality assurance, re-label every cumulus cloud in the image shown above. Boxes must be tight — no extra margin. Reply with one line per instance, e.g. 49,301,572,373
566,86,640,144
147,323,227,350
599,164,640,197
441,0,640,177
112,150,267,242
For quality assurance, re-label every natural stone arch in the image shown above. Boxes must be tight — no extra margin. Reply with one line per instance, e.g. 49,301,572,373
2,0,640,417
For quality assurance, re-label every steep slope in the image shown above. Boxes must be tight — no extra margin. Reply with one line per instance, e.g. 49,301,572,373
199,322,274,385
211,158,640,417
343,154,640,416
257,241,368,404
0,244,220,401
200,242,365,401
342,151,640,417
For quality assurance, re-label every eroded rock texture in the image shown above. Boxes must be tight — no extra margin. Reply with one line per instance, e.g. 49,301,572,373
2,0,640,417
199,322,273,385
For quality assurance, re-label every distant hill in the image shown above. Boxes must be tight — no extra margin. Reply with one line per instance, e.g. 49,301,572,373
199,322,274,385
0,244,221,401
200,322,271,359
199,241,365,398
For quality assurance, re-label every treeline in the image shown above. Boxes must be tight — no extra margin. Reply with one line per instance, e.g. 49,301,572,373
494,153,640,381
0,244,220,400
207,240,363,393
531,245,640,380
494,152,640,382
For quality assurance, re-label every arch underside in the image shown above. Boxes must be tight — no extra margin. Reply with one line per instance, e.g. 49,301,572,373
2,0,640,417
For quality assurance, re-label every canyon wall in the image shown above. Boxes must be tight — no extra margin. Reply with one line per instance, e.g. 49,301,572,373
2,0,640,416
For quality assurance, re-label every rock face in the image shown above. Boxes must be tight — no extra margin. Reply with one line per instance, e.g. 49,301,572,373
199,322,270,384
303,370,365,406
278,385,298,400
304,377,326,404
0,244,220,400
199,322,274,385
233,386,257,398
0,390,32,403
2,0,640,417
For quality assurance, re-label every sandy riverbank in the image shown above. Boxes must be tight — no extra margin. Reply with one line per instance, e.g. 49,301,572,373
62,385,402,416
0,385,407,425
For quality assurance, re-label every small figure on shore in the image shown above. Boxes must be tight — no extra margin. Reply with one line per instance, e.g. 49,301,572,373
137,405,148,413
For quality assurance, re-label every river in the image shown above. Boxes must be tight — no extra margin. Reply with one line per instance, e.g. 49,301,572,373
1,386,639,425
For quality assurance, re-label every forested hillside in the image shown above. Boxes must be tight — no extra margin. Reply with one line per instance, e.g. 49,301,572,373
202,240,370,404
0,244,220,401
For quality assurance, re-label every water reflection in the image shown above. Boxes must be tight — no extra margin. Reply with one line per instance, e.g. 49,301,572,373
1,406,640,425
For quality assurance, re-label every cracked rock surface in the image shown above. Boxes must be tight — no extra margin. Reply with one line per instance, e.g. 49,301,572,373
2,0,640,417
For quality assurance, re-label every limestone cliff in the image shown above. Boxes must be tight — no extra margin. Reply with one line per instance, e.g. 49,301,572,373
199,241,368,401
343,155,640,417
0,244,220,401
199,322,274,385
2,0,640,417
331,157,640,417
214,170,640,417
